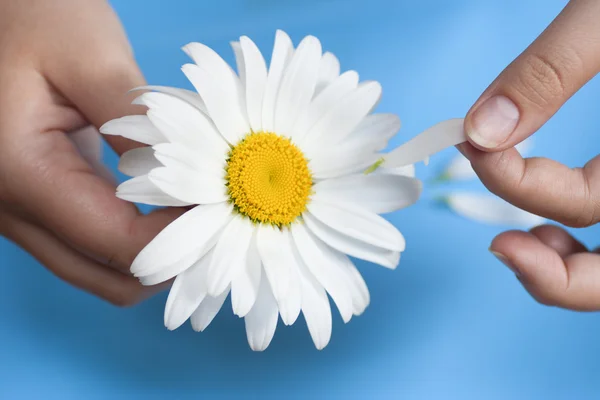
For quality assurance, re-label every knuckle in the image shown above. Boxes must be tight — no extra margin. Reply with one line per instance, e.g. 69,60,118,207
514,51,573,108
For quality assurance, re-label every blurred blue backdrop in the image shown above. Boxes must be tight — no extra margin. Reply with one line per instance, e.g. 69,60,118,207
2,0,599,398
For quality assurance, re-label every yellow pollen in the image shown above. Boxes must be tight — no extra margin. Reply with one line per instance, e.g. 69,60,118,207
225,132,313,227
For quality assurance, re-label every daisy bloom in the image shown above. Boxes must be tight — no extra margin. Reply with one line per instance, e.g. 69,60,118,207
101,30,461,350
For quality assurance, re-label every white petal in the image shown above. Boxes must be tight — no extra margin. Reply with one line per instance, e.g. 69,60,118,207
296,256,332,350
131,85,207,114
190,287,229,332
148,166,227,205
303,211,401,269
131,202,233,275
256,226,301,325
231,232,262,317
307,201,404,251
383,118,466,168
279,246,302,326
291,70,359,142
206,217,254,296
378,164,416,178
69,126,103,163
182,53,249,144
314,52,341,96
343,114,401,152
118,147,161,177
274,35,322,136
445,192,546,227
139,246,205,286
262,30,294,133
138,92,228,154
340,259,370,316
116,175,191,207
163,250,212,330
230,41,246,86
152,142,225,177
100,115,165,145
240,36,268,132
312,173,422,214
309,150,380,180
291,223,354,323
244,272,279,351
256,225,292,307
302,81,382,154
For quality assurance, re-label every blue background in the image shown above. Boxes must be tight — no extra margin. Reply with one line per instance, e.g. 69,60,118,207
2,0,600,398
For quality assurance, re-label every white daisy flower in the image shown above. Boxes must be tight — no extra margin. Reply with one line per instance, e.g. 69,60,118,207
101,30,459,351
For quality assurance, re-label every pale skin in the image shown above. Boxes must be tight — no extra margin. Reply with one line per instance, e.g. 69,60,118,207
0,0,598,310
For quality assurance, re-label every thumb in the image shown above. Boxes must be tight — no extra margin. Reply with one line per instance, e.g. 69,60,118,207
41,0,145,155
465,0,600,151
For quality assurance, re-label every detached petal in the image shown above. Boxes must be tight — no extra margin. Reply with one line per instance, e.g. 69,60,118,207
383,118,466,168
445,192,546,227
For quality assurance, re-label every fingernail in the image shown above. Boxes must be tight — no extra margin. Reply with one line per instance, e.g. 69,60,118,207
490,250,521,277
468,95,519,148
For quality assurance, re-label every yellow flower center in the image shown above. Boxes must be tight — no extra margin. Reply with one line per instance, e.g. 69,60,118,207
225,132,313,226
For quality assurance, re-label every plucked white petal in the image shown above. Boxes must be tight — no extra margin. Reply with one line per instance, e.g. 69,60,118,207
445,192,546,227
69,126,114,183
118,147,161,177
138,92,228,154
182,63,249,144
206,217,254,296
190,287,229,332
291,70,359,142
274,35,322,136
231,233,262,317
148,166,227,205
312,173,422,214
302,81,382,154
343,113,401,152
244,272,279,351
378,164,416,178
131,203,233,275
291,223,354,323
314,52,341,96
240,36,268,132
296,256,332,350
303,212,401,269
383,118,466,168
131,85,207,114
116,175,191,207
255,225,293,310
262,30,294,132
164,250,212,330
256,226,301,325
230,41,246,86
100,115,165,145
307,201,404,251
